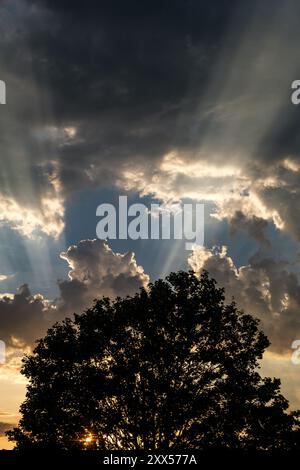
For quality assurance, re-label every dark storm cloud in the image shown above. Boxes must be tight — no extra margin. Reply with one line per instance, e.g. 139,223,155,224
2,0,300,214
26,0,235,119
0,0,244,197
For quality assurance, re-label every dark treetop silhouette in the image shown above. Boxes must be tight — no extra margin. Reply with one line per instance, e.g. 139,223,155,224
7,271,300,450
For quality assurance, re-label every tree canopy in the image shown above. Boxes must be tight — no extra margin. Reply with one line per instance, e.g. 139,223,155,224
7,271,300,450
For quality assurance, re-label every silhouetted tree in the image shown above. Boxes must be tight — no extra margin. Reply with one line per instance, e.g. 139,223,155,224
7,271,300,450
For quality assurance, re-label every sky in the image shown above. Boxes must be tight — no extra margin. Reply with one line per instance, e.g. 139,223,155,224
1,0,300,449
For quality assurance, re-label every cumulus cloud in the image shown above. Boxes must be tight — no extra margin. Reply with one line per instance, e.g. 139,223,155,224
58,239,149,314
0,240,148,347
189,246,300,354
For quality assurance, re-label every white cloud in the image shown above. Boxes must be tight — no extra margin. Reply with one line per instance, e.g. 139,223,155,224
0,167,64,239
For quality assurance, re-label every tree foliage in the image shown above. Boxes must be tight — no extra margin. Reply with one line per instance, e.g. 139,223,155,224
7,271,300,450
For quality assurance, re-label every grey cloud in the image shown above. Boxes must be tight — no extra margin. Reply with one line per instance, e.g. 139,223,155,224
229,211,270,246
0,240,148,346
0,285,54,346
57,239,149,314
1,0,300,248
189,246,300,354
